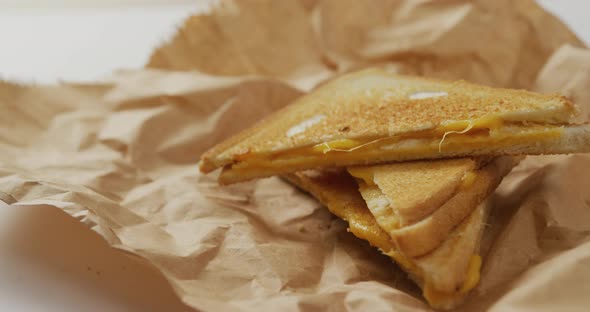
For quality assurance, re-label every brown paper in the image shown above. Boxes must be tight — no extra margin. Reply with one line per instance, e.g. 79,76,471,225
148,0,583,89
1,0,589,311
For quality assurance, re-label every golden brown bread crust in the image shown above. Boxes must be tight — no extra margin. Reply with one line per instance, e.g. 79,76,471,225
349,158,480,226
201,68,576,174
416,200,491,310
386,156,519,257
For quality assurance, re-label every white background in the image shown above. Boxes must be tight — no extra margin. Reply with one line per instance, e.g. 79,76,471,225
0,1,588,311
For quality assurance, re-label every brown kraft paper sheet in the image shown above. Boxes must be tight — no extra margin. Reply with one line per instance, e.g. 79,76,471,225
1,1,589,311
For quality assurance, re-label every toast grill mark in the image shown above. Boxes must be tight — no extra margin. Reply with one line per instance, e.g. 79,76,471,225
409,91,448,100
286,114,326,137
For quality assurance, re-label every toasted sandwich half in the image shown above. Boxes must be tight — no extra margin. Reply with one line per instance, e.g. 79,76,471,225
283,164,510,310
200,68,590,184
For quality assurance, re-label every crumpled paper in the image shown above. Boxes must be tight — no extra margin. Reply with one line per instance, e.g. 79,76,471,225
148,0,583,90
1,0,589,311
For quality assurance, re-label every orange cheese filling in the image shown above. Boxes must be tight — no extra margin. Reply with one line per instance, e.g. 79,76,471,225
229,118,563,172
313,115,506,153
347,167,375,185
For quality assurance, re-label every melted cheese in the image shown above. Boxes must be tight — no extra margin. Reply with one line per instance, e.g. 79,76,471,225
436,116,504,133
459,255,482,293
347,221,393,253
348,167,375,185
310,118,551,158
312,139,361,153
230,125,561,175
229,122,563,186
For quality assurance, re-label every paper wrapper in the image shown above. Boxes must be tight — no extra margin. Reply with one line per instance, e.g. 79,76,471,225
1,1,590,311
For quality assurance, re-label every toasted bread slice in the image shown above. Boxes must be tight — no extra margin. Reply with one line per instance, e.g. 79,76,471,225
200,68,590,184
417,200,490,310
283,169,495,309
218,124,588,184
349,157,517,257
348,158,481,226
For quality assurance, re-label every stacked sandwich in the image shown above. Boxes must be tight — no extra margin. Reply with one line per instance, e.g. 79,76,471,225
199,68,590,310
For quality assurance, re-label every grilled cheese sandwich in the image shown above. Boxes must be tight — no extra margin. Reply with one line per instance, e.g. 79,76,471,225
199,67,589,309
199,68,589,184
